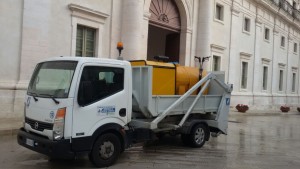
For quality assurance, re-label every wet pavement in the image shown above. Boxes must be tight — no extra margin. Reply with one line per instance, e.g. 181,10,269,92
1,112,300,169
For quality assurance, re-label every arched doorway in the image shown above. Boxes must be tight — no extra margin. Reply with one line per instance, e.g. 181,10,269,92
147,0,181,63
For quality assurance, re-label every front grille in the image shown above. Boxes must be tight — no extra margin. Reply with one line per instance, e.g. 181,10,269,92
25,117,53,131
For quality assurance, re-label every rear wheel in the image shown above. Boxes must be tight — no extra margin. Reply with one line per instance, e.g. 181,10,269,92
89,133,121,167
189,123,208,148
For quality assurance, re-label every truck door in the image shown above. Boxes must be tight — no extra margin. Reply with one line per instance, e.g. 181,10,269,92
72,64,129,138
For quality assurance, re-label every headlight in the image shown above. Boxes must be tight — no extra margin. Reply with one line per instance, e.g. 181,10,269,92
53,107,66,140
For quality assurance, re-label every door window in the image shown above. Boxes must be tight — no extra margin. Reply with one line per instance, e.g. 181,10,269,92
78,66,124,106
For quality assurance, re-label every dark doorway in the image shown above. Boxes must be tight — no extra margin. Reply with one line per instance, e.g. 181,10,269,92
147,0,181,63
147,25,180,63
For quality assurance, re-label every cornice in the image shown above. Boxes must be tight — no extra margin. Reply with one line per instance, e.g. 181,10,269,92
211,44,226,51
68,4,109,22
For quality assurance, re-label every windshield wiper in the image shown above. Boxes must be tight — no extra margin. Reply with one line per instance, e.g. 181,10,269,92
39,94,60,105
28,92,38,102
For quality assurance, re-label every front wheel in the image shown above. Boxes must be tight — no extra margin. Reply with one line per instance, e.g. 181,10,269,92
189,123,208,148
89,133,121,167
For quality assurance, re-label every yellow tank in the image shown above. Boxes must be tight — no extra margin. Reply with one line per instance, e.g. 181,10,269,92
175,66,208,95
130,60,208,95
130,60,176,95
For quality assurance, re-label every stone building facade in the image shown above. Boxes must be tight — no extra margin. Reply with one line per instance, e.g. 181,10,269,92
1,0,300,118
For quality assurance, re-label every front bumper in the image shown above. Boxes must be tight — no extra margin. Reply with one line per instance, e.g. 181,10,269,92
17,127,74,159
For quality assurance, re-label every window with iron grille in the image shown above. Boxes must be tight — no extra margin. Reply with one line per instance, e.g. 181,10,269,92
76,25,96,57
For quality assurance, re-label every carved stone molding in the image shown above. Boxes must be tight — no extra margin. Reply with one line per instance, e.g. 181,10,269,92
278,63,286,69
273,26,280,35
288,34,295,41
255,17,263,25
68,4,109,23
231,5,241,16
149,0,181,32
292,66,298,72
240,52,252,60
262,58,271,65
144,12,151,20
211,44,226,53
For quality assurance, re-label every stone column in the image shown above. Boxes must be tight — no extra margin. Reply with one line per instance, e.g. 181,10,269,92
190,0,199,67
252,17,263,94
228,3,241,93
120,0,144,60
195,0,212,67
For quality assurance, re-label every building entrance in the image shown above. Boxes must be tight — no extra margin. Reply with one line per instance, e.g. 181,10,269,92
147,25,180,62
147,0,181,63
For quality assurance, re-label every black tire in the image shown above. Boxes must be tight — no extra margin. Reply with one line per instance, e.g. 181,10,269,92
89,133,121,167
181,133,191,146
189,123,208,148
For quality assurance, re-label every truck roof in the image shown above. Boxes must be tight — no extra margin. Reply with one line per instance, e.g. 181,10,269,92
40,56,130,66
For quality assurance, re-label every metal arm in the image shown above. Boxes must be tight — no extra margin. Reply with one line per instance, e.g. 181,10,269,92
150,73,215,129
177,79,211,128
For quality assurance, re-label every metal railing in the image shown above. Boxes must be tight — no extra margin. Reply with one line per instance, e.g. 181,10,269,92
268,0,300,21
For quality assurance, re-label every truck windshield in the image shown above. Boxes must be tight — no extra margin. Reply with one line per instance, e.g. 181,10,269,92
28,61,78,98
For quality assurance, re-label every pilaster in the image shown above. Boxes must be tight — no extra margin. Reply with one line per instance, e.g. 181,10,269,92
271,26,280,94
286,35,293,94
252,17,263,93
228,2,241,92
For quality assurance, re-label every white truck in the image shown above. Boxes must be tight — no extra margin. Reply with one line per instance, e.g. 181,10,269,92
17,56,232,167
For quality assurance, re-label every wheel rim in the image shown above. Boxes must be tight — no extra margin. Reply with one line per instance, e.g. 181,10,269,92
195,128,205,144
99,141,115,159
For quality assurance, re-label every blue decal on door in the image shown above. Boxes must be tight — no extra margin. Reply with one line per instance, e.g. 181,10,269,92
98,106,116,115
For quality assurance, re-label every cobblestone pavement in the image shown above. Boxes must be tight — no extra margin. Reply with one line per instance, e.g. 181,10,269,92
1,112,300,169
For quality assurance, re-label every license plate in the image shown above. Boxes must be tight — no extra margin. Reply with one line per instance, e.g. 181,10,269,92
26,138,34,147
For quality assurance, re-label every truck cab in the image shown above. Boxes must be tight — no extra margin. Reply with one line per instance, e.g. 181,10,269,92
18,57,132,166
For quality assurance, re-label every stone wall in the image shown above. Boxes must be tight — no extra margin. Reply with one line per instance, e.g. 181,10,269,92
1,0,300,119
